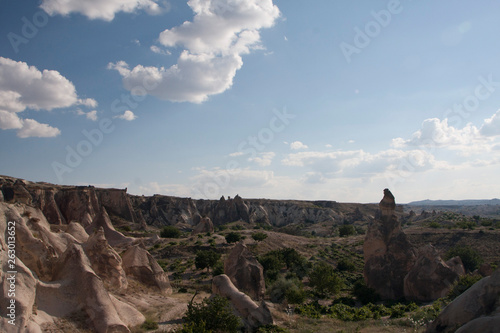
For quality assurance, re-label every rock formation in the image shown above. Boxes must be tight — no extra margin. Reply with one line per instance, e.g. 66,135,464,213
191,217,214,235
85,207,133,247
224,242,265,300
364,189,417,300
404,244,463,302
212,274,273,330
364,189,465,301
121,245,172,294
83,227,128,290
426,268,500,333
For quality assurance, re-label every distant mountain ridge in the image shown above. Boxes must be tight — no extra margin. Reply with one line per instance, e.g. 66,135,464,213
407,199,500,206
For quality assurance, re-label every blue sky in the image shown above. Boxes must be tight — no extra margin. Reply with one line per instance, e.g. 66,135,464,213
1,0,500,203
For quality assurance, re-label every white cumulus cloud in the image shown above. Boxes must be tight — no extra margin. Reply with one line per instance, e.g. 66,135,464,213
40,0,169,21
110,0,280,103
249,152,275,166
290,141,308,150
114,110,137,121
0,57,95,138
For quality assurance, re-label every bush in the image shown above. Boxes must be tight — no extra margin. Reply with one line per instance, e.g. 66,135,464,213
445,245,483,272
336,258,356,272
195,250,221,272
141,318,159,330
160,226,181,238
352,279,380,305
447,274,483,300
252,232,268,242
269,277,305,304
178,295,241,333
339,224,356,237
308,262,344,297
225,232,242,243
256,324,289,333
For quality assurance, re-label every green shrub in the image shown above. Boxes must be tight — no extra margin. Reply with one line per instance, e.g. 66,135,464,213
336,258,356,272
255,324,289,333
339,224,356,237
195,250,221,272
428,221,441,229
178,295,241,333
160,226,181,238
252,232,268,242
269,277,305,304
308,262,344,297
445,245,483,272
352,279,380,304
225,231,242,243
141,318,159,330
447,274,483,300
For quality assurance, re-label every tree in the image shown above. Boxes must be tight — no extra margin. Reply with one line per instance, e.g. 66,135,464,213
179,295,241,333
445,245,483,272
252,232,268,242
339,224,356,237
225,232,242,244
308,262,344,297
160,226,181,238
195,250,221,272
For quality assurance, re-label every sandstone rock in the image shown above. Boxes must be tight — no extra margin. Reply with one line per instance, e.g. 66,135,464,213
426,268,500,333
38,243,133,333
224,242,265,300
446,256,466,277
55,187,100,228
404,244,463,302
212,274,273,329
0,214,41,333
364,189,417,300
6,206,58,281
478,263,494,277
95,188,137,224
121,245,172,294
83,227,128,290
30,188,66,225
379,188,396,218
66,221,89,243
85,207,133,247
191,217,214,235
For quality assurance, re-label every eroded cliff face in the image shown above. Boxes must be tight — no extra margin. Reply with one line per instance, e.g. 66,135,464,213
1,176,377,231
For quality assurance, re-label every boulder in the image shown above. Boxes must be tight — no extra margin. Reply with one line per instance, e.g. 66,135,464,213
224,242,265,300
191,217,214,235
404,244,463,302
363,189,417,300
83,227,128,290
426,268,500,333
121,245,172,294
212,274,273,330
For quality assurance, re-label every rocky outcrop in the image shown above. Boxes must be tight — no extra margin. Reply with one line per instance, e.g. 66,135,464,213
364,189,417,300
83,227,128,290
426,268,500,333
212,274,273,330
224,242,265,300
0,198,165,332
85,208,133,247
121,245,172,294
365,189,466,301
404,244,463,302
191,217,214,235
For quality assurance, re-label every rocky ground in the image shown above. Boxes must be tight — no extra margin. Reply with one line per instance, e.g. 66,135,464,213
1,175,499,332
